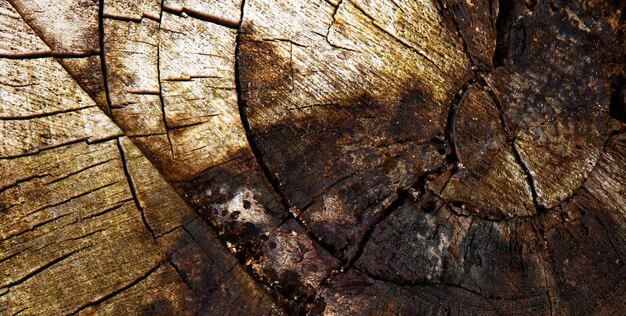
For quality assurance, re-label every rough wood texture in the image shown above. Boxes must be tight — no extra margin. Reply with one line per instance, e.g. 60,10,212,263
0,6,286,314
1,0,625,314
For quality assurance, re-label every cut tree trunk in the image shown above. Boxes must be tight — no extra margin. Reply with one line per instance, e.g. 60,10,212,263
0,0,625,315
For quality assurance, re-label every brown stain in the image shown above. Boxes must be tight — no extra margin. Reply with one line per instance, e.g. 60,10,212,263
1,0,624,313
237,26,456,256
176,148,285,253
230,2,625,297
37,1,621,312
155,1,626,313
316,175,626,314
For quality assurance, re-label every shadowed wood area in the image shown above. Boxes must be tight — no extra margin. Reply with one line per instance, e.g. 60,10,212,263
0,0,625,314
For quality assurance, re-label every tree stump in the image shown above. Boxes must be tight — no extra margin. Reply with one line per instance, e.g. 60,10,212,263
0,0,624,314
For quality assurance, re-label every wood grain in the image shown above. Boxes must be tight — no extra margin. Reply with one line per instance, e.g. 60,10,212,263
1,0,625,314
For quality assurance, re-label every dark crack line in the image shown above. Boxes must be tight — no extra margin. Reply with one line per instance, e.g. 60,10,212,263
24,181,122,217
4,0,104,117
433,187,563,223
0,137,107,160
220,0,309,306
480,78,543,212
178,220,300,315
233,4,277,211
2,246,87,290
0,106,96,121
46,158,117,186
0,52,99,59
479,78,516,140
229,1,612,311
235,119,289,221
98,0,113,116
81,200,131,221
167,259,196,293
23,213,73,236
162,6,239,29
5,0,97,60
446,77,481,166
102,14,160,23
434,72,487,193
233,0,341,262
434,0,477,72
352,265,441,287
510,142,543,211
322,70,483,292
127,133,168,138
493,0,516,68
346,188,408,269
166,119,214,130
344,163,454,273
10,307,27,316
232,3,347,310
476,85,621,219
538,128,626,216
339,58,488,272
68,261,165,315
533,221,558,316
313,59,583,301
0,174,49,194
323,0,338,9
348,0,447,77
249,37,308,48
316,0,360,53
69,228,107,241
116,139,156,240
329,264,543,304
157,5,176,160
0,246,34,266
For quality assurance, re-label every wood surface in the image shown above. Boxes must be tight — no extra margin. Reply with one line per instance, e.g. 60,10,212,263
0,0,625,314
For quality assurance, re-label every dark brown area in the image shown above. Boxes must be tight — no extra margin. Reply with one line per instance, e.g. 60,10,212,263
222,0,626,313
238,38,450,260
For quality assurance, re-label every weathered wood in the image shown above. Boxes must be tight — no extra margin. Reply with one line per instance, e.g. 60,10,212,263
7,0,108,110
0,5,287,314
1,0,625,314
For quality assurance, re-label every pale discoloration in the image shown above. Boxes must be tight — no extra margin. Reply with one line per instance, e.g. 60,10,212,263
210,188,275,231
253,220,340,299
8,0,100,54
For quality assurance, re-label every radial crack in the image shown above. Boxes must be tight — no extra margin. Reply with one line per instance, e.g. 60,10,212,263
511,142,543,211
99,0,113,115
156,8,175,160
480,79,543,212
116,139,157,240
68,261,165,315
2,247,87,289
